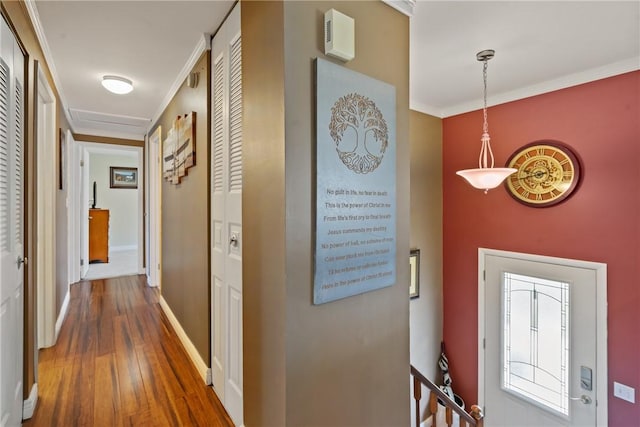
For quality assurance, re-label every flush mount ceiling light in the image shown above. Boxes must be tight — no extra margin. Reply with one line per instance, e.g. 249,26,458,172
101,75,133,95
456,50,516,193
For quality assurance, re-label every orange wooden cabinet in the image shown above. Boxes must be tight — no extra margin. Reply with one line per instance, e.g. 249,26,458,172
89,209,109,263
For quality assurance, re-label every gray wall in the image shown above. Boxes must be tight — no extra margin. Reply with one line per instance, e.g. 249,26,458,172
409,110,444,421
409,110,443,378
243,2,287,424
243,2,411,425
153,52,211,363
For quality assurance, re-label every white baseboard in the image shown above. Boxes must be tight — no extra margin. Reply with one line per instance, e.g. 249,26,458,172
54,290,70,342
110,245,137,252
146,274,159,288
159,296,212,385
22,383,38,420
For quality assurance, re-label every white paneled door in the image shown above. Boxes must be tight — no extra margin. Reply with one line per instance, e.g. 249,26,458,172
481,250,607,427
0,15,24,426
211,4,243,426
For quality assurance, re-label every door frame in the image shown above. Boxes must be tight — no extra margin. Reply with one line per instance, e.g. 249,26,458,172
67,143,91,279
35,64,57,349
477,248,608,426
146,126,161,288
80,146,90,277
66,130,81,284
76,141,144,277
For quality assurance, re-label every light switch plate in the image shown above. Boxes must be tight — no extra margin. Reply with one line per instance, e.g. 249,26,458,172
613,381,635,403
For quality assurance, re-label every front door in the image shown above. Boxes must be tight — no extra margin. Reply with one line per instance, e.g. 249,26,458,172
0,15,24,426
481,250,606,426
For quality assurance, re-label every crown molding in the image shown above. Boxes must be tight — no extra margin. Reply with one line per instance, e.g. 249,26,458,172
72,126,145,142
413,57,640,119
382,0,416,17
148,33,210,134
408,100,443,119
23,0,75,130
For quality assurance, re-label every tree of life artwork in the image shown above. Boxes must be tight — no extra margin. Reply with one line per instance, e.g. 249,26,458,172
314,57,396,305
329,93,389,174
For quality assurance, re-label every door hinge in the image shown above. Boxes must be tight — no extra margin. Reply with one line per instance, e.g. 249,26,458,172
80,258,84,266
483,270,486,281
80,160,84,167
157,263,160,270
483,338,486,349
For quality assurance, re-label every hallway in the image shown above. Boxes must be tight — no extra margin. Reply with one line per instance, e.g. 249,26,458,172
23,275,234,426
83,250,139,281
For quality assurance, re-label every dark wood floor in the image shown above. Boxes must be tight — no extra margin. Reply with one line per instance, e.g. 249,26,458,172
23,275,234,427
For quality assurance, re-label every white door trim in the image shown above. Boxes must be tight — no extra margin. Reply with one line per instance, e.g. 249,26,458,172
477,248,608,426
66,130,81,284
36,65,57,349
146,127,161,288
136,145,144,274
80,147,89,278
78,141,144,277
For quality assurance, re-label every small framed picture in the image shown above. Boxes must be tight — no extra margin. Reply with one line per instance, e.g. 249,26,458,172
110,167,138,189
410,249,420,299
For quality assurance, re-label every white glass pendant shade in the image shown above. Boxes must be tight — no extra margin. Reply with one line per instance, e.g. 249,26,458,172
102,75,133,94
456,167,516,191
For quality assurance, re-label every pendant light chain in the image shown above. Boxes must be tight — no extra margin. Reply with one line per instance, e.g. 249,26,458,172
482,60,489,135
478,58,494,170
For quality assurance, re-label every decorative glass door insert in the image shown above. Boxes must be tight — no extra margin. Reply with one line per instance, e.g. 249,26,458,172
502,272,570,416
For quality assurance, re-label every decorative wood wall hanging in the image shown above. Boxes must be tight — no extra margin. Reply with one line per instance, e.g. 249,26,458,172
162,111,196,184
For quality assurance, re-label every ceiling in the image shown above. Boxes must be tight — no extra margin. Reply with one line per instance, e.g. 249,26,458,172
31,0,235,139
30,1,639,140
410,1,640,117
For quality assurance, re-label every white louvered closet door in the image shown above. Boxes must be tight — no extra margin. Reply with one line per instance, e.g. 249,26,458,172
0,15,24,427
211,4,243,426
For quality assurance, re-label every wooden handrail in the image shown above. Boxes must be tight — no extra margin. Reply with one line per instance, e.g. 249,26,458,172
411,365,483,427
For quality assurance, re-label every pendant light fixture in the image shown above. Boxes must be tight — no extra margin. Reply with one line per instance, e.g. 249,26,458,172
456,50,516,193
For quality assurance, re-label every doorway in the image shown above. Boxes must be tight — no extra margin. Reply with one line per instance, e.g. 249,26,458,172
71,142,144,280
479,248,607,426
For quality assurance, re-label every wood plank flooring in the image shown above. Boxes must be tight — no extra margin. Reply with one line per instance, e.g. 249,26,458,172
23,275,234,427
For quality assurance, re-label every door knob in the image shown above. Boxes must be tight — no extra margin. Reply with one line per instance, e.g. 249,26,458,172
17,256,27,267
569,395,592,405
229,234,238,247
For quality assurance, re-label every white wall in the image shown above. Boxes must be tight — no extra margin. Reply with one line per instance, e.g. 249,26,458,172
56,138,68,310
89,152,139,250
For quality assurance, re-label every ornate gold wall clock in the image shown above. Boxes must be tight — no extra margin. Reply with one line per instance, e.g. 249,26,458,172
505,141,581,207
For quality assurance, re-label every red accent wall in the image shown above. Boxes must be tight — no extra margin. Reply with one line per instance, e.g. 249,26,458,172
443,71,640,424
